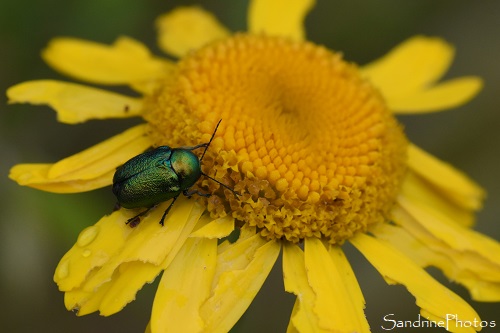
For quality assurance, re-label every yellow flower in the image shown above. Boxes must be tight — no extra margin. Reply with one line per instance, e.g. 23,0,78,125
8,1,500,332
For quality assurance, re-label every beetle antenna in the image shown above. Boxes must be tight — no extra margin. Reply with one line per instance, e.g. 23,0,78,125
198,120,239,196
200,119,222,162
201,171,239,197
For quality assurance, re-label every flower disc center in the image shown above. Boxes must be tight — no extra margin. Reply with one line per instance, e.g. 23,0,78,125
144,34,408,244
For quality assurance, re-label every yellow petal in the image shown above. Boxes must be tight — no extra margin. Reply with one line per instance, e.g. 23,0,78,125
216,224,258,254
387,77,483,113
98,261,162,316
151,237,217,333
373,217,500,302
99,199,205,316
55,209,135,292
394,195,500,283
189,215,235,238
9,164,113,193
248,0,315,40
305,238,370,332
65,279,109,316
362,36,482,113
283,243,322,333
42,36,173,85
286,300,302,333
7,80,143,124
351,233,482,331
459,278,500,302
9,124,151,193
56,198,204,315
398,189,500,268
156,6,230,58
401,172,476,228
78,199,203,293
283,241,370,333
200,235,280,332
407,144,485,211
76,204,207,317
67,261,162,316
362,36,454,97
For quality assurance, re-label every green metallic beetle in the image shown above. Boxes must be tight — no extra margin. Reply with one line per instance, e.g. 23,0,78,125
112,120,237,227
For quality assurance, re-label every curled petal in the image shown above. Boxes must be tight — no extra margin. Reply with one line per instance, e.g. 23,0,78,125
7,80,143,124
156,6,230,58
248,0,315,40
9,124,152,193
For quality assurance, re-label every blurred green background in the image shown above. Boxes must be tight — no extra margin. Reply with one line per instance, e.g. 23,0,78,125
1,0,499,332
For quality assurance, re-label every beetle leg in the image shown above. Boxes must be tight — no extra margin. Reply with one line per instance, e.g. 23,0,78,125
126,205,157,227
113,202,122,212
183,189,211,198
159,196,179,226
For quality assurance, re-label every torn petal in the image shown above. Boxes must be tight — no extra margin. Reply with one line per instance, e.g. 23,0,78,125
283,243,321,333
305,238,369,332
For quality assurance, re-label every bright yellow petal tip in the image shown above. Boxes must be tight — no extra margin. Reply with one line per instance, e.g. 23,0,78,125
156,6,230,58
362,36,483,113
248,0,315,40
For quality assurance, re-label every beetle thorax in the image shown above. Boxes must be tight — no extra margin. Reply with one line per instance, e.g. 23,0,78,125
170,149,202,190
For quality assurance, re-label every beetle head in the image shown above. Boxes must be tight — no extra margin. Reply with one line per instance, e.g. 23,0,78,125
171,149,202,190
